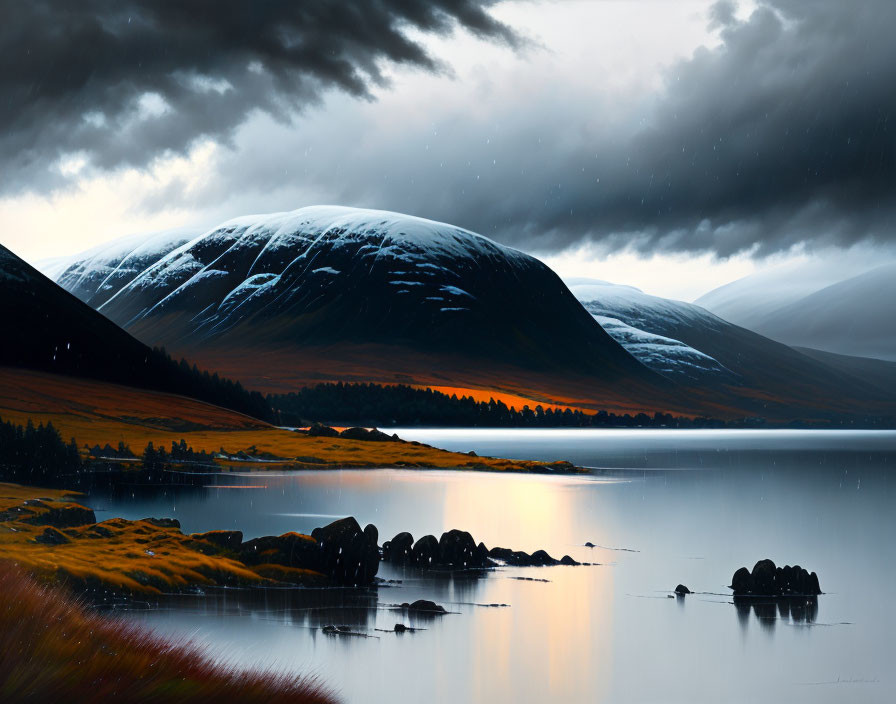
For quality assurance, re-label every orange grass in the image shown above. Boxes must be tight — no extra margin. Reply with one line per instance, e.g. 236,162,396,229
0,368,577,472
0,483,326,594
0,562,337,704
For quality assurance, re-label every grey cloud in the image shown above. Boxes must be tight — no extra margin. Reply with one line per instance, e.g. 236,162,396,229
479,0,896,258
0,0,517,192
163,0,896,260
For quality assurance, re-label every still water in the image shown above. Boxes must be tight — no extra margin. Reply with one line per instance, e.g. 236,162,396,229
84,430,896,703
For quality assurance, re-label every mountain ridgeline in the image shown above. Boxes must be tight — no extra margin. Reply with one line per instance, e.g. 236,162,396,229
0,245,272,422
49,206,659,388
39,207,896,424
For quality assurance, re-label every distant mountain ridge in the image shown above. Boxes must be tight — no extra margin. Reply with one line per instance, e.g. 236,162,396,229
696,262,896,361
567,277,894,420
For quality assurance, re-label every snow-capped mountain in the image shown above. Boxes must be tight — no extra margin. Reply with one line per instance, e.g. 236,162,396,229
47,227,197,309
46,206,657,395
591,315,733,382
566,278,895,406
566,279,734,382
41,208,895,421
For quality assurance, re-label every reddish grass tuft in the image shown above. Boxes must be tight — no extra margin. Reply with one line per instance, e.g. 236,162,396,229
0,562,338,704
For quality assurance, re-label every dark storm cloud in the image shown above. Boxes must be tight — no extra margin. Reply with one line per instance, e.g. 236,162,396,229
559,0,896,257
475,0,896,257
158,0,896,260
0,0,516,192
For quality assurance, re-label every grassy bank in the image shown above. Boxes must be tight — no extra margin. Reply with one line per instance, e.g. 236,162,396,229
0,562,336,703
0,368,581,473
0,483,325,594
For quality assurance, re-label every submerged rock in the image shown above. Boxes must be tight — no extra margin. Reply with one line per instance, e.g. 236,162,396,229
729,559,821,596
401,599,447,614
489,546,580,567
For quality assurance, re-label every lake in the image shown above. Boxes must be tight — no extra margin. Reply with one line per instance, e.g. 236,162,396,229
83,430,896,703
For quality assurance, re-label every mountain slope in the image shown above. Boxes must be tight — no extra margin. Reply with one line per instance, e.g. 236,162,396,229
46,206,671,413
0,244,270,420
750,264,896,361
49,227,196,309
43,210,894,423
567,278,894,418
694,257,873,331
695,260,896,361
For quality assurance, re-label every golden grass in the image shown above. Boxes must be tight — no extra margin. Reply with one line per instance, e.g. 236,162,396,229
0,483,325,595
0,562,337,704
0,367,579,472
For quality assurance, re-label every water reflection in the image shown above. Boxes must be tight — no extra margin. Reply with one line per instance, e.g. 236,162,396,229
734,596,819,631
83,430,896,704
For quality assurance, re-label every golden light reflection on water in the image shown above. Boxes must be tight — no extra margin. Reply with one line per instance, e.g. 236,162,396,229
439,473,615,702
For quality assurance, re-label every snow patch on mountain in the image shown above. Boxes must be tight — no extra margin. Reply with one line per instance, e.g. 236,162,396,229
593,315,730,381
569,278,736,382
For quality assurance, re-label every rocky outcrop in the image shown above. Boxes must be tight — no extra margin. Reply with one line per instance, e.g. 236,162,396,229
409,534,440,567
192,530,243,551
338,427,398,442
437,529,488,569
239,532,321,571
305,423,340,437
382,532,414,564
489,546,580,567
381,527,582,570
142,517,181,529
34,526,70,545
23,503,96,528
312,517,379,586
729,559,821,596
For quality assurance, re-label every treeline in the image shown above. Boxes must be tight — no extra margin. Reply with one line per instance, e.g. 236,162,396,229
269,382,740,428
142,439,215,470
0,417,80,483
148,348,273,422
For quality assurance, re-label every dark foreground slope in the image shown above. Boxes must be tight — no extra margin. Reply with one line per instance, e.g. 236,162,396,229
0,561,334,704
0,245,269,420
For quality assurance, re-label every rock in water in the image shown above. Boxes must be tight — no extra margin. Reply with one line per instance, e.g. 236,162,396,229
382,531,414,564
401,599,447,614
410,534,439,567
674,584,691,595
240,532,321,571
312,517,379,586
438,529,483,568
729,559,821,596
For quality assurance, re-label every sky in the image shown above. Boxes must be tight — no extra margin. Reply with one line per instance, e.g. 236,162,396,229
1,0,893,301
